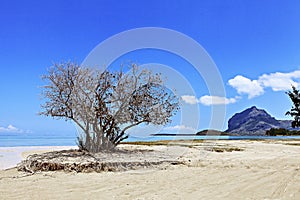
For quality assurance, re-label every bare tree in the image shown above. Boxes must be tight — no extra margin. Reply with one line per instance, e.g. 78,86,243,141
40,62,179,152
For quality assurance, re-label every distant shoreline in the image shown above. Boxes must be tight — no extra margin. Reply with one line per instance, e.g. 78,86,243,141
150,133,198,136
148,134,300,140
2,135,300,148
151,129,231,136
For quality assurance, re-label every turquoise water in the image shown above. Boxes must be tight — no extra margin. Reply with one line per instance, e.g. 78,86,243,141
127,135,300,142
1,133,300,147
0,133,77,147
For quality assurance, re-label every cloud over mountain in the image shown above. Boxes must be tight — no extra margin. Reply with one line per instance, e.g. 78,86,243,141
228,75,264,99
228,70,300,99
259,70,300,91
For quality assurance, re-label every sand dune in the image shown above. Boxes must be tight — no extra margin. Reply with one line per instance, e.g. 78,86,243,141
1,140,300,199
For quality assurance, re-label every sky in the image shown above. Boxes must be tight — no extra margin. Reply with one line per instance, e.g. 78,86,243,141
1,0,300,136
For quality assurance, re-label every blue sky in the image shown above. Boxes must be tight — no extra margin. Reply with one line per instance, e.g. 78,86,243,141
1,0,300,136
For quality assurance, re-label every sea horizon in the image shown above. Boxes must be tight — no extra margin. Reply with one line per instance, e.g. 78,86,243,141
1,133,300,147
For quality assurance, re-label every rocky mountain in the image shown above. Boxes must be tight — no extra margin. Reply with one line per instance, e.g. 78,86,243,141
226,106,295,135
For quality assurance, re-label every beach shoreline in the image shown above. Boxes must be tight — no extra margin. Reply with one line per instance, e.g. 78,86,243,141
0,146,77,170
1,140,300,199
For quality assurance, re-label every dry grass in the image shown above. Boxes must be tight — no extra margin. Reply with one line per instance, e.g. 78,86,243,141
121,139,204,146
206,146,244,153
284,143,300,146
122,140,245,152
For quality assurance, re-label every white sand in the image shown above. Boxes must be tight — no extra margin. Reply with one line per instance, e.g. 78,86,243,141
0,146,76,170
1,140,300,199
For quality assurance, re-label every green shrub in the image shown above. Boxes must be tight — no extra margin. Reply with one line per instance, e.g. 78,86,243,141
266,128,300,136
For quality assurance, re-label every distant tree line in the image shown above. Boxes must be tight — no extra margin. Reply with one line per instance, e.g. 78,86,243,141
265,86,300,136
265,128,300,136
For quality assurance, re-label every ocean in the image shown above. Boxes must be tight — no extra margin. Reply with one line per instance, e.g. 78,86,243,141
0,133,77,147
1,133,300,147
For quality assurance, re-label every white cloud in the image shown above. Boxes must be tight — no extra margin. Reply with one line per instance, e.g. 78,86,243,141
199,95,237,106
228,75,264,99
258,70,300,91
181,95,199,105
163,125,196,133
182,95,238,106
228,70,300,99
0,125,30,134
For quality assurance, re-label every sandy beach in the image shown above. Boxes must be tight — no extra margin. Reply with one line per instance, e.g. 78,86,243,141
0,146,76,170
1,140,300,200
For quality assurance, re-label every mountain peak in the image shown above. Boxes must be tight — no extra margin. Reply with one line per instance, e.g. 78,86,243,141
226,106,289,135
250,106,258,110
246,106,264,112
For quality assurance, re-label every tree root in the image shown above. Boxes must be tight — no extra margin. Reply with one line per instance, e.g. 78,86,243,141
17,149,185,173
